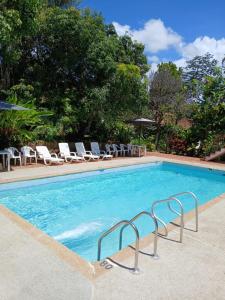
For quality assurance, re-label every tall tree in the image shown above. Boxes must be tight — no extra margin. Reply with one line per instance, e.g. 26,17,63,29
149,62,185,148
0,2,149,143
0,0,43,90
183,53,218,102
183,53,218,82
48,0,81,7
191,69,225,139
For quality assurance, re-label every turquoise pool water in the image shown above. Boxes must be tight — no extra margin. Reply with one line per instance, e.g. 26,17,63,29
0,162,225,262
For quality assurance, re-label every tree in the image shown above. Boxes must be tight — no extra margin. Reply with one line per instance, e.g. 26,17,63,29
191,69,225,139
183,53,218,102
0,0,43,90
0,2,149,144
149,62,185,148
183,53,218,82
48,0,81,7
158,62,182,79
0,82,51,147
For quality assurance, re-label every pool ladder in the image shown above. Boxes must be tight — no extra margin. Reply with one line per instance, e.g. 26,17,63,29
97,191,199,274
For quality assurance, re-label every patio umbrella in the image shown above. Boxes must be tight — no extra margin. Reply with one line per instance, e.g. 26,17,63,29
129,118,155,142
0,100,29,111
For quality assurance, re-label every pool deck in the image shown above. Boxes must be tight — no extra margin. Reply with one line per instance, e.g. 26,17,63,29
0,154,225,299
1,152,225,183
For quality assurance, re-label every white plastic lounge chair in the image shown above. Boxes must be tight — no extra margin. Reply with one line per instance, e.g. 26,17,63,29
36,146,64,165
5,147,22,166
119,144,129,156
91,142,113,160
112,144,123,157
128,144,146,157
105,144,115,156
58,143,85,163
127,144,134,156
21,146,37,165
75,142,99,161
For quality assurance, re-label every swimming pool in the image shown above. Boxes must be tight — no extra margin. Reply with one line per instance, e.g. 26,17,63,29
0,162,225,262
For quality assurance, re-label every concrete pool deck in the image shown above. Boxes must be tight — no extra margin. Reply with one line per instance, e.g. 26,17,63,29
0,154,225,299
93,197,225,300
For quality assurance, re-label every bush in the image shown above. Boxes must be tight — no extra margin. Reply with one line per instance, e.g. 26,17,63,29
131,136,156,151
168,137,187,155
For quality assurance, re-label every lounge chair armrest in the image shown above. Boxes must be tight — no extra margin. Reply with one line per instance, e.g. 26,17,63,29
58,151,64,157
100,150,106,154
14,150,21,157
51,153,58,158
85,151,92,155
30,150,36,155
69,152,77,156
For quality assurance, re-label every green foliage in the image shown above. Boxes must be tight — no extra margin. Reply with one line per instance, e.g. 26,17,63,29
0,93,51,147
158,62,182,79
191,74,225,140
0,0,224,157
131,136,156,151
183,53,218,82
48,0,81,7
183,53,218,102
0,81,53,146
0,1,149,145
149,63,186,148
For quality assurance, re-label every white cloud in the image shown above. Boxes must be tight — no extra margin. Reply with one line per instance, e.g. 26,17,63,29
173,58,187,68
149,63,158,72
113,19,225,70
113,19,182,53
180,36,225,62
113,22,131,36
148,55,160,63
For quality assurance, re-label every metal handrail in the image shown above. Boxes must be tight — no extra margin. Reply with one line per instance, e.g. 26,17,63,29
97,220,140,274
169,191,199,232
151,197,184,243
119,211,159,259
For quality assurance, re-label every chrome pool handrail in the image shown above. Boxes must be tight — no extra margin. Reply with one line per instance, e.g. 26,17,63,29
169,191,199,232
97,220,140,274
151,197,184,243
119,211,159,259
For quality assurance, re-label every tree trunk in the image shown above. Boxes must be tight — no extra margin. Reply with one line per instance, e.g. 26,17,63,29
155,124,161,150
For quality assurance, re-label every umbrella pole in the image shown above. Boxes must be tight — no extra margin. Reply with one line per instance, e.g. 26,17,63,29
139,125,143,144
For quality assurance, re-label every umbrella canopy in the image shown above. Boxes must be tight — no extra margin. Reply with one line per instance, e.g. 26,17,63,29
0,101,29,111
129,118,155,126
129,118,155,143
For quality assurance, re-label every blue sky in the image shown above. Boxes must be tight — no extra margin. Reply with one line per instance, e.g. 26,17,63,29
81,0,225,68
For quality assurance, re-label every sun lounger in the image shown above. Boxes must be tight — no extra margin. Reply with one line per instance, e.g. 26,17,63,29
91,142,113,160
58,143,85,162
36,146,64,165
75,142,99,161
